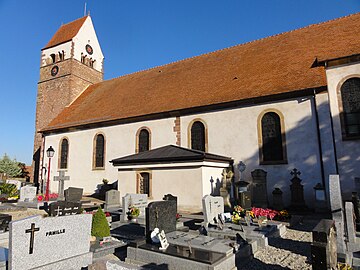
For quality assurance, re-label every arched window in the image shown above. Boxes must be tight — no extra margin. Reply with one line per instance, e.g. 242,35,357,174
59,138,69,169
138,129,150,153
341,78,360,137
94,134,105,168
190,121,206,151
50,54,56,63
260,112,286,163
137,172,151,197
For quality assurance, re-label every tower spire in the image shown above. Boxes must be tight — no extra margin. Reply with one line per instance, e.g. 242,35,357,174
84,2,87,17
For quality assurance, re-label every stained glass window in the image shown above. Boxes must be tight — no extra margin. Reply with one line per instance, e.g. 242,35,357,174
261,112,283,162
60,138,68,169
341,78,360,137
138,129,150,152
191,121,206,151
95,134,105,168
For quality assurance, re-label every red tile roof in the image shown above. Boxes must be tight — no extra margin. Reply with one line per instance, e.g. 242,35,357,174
43,16,88,50
43,13,360,132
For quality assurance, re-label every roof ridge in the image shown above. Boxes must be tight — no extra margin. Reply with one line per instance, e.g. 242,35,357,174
60,15,88,28
98,12,360,84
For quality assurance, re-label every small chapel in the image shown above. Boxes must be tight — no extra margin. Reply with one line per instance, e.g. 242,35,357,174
33,14,360,211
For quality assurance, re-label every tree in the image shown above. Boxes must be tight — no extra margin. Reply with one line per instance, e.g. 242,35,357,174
0,154,22,178
91,207,110,238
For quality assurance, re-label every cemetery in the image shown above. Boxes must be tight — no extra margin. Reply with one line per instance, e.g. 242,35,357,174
0,167,357,269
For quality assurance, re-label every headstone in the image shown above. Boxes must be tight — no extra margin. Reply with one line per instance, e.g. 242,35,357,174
146,200,177,242
239,191,251,209
163,194,177,204
121,193,147,221
19,186,37,202
314,183,328,213
53,171,70,201
220,169,232,211
311,219,337,270
355,177,360,195
202,195,224,226
289,168,306,209
47,201,82,217
64,187,83,202
345,202,360,252
9,214,92,270
0,214,11,232
329,175,347,256
6,180,22,190
105,190,121,211
272,188,283,211
17,186,38,208
251,169,268,208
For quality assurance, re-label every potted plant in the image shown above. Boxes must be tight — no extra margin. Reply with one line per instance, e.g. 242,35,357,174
127,205,140,221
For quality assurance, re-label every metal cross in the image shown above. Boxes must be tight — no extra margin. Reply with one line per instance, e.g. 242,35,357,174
290,168,301,178
25,223,40,254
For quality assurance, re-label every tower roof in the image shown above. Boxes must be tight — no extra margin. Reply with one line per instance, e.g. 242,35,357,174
43,16,88,50
42,13,360,133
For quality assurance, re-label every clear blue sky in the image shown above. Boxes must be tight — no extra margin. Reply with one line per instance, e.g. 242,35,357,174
0,0,359,164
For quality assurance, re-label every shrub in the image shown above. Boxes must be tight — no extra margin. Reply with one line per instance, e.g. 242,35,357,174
91,207,110,238
0,183,19,198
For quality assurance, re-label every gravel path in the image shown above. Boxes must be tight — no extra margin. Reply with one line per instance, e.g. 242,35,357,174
239,219,317,270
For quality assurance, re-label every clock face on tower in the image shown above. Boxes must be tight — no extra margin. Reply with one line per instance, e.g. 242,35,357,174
85,44,93,55
51,65,59,76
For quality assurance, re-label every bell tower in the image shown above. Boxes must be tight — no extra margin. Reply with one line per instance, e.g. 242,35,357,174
33,16,104,185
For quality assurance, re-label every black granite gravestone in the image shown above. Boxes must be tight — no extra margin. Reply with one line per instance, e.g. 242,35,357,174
64,187,83,202
311,219,337,270
272,188,284,210
351,192,360,231
0,214,11,232
146,200,177,242
289,168,306,209
48,201,82,216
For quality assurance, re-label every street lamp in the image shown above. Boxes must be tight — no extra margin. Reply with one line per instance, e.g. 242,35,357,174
45,146,55,201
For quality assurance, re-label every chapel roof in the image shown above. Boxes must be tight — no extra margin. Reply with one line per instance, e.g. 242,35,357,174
43,16,88,50
43,13,360,132
111,145,233,166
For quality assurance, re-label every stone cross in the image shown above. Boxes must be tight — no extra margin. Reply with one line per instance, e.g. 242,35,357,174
221,169,228,188
25,223,40,254
290,168,301,178
53,171,70,200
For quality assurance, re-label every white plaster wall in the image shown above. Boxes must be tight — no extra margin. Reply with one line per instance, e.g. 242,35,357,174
201,166,228,197
43,117,177,195
325,63,360,199
41,42,72,67
73,16,104,72
181,98,323,207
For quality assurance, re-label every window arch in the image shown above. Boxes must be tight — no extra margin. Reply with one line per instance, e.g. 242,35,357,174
340,78,360,138
189,120,207,152
93,133,105,169
136,128,151,153
50,54,56,63
59,138,69,169
258,110,287,164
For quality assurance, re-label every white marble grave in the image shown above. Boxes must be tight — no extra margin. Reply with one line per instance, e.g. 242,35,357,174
9,214,92,270
202,195,224,226
121,193,148,221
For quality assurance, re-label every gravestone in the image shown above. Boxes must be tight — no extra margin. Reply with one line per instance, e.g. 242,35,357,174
289,168,306,209
47,201,82,217
121,193,148,221
202,195,224,226
239,191,251,209
329,175,347,256
272,188,283,211
0,214,11,232
220,169,232,211
8,214,92,270
17,186,38,208
104,190,121,211
64,187,83,202
146,200,177,242
311,219,337,270
53,171,70,201
345,202,360,252
251,169,268,208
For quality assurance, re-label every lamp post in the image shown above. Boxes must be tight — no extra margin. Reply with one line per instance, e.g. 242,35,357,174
45,146,55,201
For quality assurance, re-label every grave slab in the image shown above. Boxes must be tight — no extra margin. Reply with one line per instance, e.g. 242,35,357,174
121,194,148,221
104,190,121,212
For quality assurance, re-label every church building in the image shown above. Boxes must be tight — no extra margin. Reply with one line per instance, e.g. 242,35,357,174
33,14,360,211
